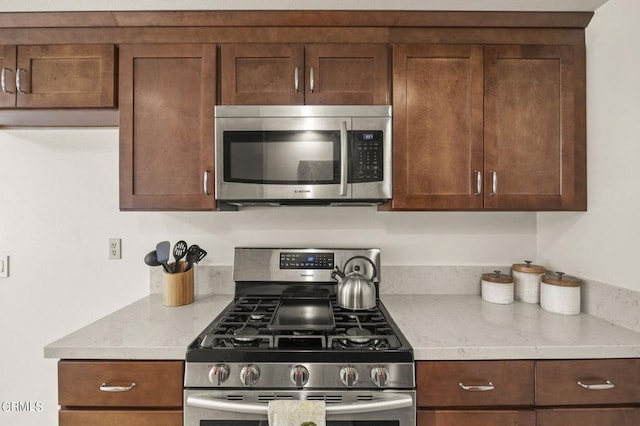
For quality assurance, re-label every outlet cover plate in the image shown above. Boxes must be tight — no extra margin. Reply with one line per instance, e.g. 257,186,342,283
0,255,8,278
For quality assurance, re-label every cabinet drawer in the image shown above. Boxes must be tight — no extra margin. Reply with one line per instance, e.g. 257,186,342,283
58,360,183,407
536,359,640,406
59,409,182,426
536,407,640,426
418,409,535,426
417,361,535,407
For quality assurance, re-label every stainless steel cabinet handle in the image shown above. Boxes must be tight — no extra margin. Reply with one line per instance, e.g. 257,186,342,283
577,380,615,390
459,382,495,392
1,68,13,94
99,382,136,392
16,67,27,94
294,66,299,93
187,393,413,415
474,170,482,195
339,120,348,196
203,170,210,195
309,66,315,93
490,170,497,196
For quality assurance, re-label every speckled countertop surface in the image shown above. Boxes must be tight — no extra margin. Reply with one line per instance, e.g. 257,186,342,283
45,294,640,360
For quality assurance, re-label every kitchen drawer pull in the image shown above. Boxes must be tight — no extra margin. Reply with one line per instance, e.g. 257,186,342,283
459,382,495,392
294,66,299,93
490,170,497,196
16,67,27,94
474,170,482,195
309,66,315,93
577,380,615,390
99,382,137,392
1,67,13,94
203,170,210,195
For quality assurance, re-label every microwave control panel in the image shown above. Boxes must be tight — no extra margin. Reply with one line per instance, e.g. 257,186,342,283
350,131,383,182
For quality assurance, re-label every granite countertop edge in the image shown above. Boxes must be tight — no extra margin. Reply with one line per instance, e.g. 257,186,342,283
44,294,640,361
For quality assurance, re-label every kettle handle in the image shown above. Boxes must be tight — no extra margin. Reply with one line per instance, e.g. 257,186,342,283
343,255,377,281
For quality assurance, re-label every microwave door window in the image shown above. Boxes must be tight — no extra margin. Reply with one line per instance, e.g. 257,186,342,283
224,131,340,185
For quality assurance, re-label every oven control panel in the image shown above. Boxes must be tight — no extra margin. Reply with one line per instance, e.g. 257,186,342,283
280,252,334,270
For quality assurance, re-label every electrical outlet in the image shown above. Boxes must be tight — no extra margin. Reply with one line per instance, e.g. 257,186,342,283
109,238,121,260
0,255,8,278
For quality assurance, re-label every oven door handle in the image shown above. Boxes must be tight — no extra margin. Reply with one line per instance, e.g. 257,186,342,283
186,394,413,415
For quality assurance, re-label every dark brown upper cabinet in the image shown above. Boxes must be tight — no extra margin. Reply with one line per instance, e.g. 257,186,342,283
391,43,586,211
221,43,388,105
119,44,216,211
0,44,116,108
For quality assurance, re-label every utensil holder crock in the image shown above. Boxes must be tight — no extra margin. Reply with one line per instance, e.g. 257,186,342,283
162,261,194,307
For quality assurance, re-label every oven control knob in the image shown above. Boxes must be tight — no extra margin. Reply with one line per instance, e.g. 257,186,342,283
290,365,309,387
240,365,260,387
370,366,389,388
339,366,359,387
208,364,230,385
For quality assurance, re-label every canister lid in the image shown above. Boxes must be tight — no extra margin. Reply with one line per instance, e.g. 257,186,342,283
542,271,581,287
512,260,545,274
482,270,513,284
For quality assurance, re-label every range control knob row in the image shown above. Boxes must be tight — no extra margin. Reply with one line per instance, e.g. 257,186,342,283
240,365,260,387
208,364,230,385
290,364,310,387
339,365,359,387
370,366,390,387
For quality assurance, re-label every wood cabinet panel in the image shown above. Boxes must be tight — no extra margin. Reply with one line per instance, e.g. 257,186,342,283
391,44,484,210
484,44,585,210
537,407,640,426
15,44,116,108
417,361,535,407
59,409,182,426
58,360,183,407
418,409,535,426
119,43,216,210
536,359,640,406
0,45,16,107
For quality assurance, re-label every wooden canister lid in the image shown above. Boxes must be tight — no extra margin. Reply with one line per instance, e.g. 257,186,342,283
542,271,581,287
512,260,545,274
482,270,513,284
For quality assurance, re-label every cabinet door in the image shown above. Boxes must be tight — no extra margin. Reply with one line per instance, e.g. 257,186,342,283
537,408,640,426
0,45,16,107
15,44,116,108
391,44,484,210
418,410,535,426
119,44,216,210
221,43,304,105
484,45,586,210
60,410,182,426
304,44,388,105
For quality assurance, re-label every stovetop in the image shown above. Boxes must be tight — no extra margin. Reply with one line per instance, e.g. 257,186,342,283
186,295,413,363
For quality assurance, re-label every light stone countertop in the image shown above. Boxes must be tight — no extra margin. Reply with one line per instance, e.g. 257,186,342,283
45,294,640,360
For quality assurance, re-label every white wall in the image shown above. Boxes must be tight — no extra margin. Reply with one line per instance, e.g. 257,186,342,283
537,0,640,292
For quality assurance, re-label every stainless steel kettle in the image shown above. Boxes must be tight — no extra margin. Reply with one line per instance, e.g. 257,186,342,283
331,255,377,310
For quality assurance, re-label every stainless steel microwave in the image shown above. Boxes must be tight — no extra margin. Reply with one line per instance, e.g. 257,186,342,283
214,105,392,206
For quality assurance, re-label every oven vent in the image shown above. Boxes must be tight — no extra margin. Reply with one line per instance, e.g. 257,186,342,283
258,395,294,402
226,395,244,401
307,395,343,403
357,395,374,401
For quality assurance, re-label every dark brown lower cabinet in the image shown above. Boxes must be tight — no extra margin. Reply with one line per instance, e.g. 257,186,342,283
536,408,640,426
59,410,182,426
418,410,535,426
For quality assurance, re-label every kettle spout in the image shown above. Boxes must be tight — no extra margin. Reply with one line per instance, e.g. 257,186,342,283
331,267,345,283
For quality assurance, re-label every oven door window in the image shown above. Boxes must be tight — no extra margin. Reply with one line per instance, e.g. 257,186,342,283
223,131,341,185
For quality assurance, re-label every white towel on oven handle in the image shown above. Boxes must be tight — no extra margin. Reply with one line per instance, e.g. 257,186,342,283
267,400,326,426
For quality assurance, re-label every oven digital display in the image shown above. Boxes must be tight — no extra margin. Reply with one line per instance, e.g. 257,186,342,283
280,252,334,269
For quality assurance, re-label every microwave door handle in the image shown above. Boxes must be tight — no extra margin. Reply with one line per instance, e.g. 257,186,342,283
340,120,348,196
186,394,413,415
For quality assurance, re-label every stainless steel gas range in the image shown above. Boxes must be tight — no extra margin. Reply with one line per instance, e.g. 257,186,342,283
184,248,415,426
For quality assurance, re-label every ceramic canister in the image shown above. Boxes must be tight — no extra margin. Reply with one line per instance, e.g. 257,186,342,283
540,272,582,315
481,270,514,305
512,260,546,304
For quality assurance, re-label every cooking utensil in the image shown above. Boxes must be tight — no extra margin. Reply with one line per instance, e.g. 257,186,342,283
172,240,188,273
331,255,377,310
185,244,207,271
155,241,172,273
143,250,161,267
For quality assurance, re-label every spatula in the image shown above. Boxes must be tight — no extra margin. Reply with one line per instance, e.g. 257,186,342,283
155,241,172,273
